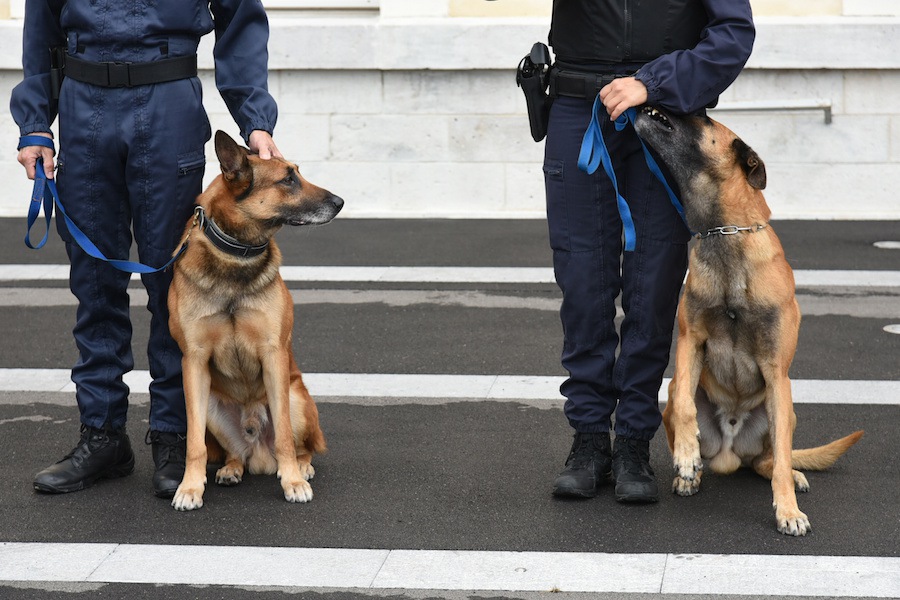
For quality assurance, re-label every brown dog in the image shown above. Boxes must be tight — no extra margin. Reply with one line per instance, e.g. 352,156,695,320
633,108,862,536
168,131,342,511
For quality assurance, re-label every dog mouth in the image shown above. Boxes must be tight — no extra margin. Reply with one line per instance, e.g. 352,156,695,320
642,106,674,131
283,196,344,227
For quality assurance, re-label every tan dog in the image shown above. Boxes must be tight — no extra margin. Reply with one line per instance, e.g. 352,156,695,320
168,131,342,511
633,108,862,536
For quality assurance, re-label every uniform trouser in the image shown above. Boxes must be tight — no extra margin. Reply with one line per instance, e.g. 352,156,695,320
55,75,211,433
543,96,690,441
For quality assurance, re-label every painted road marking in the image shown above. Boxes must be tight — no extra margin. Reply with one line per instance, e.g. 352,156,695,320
0,369,897,406
0,543,897,596
1,265,900,287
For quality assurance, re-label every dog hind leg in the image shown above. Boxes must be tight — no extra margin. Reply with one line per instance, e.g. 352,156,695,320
753,452,810,492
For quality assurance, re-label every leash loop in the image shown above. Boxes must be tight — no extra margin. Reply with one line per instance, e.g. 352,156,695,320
577,100,693,251
25,157,187,273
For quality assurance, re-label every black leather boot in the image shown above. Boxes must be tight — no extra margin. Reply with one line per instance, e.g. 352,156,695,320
552,432,612,498
612,436,659,503
147,430,186,498
33,425,135,493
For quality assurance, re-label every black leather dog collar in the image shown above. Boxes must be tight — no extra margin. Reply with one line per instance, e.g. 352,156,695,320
194,206,269,258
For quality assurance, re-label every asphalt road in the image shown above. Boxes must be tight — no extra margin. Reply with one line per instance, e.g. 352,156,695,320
0,217,898,600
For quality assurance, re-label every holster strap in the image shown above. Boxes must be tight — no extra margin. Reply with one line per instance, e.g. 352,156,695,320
64,54,197,88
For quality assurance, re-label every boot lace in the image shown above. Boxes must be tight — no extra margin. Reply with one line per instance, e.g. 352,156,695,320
566,434,604,469
145,430,187,466
616,438,652,475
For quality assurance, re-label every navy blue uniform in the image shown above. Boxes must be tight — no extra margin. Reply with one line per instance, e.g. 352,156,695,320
545,0,755,440
10,0,277,434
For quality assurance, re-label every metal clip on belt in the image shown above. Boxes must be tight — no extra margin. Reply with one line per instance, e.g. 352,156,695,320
63,54,198,88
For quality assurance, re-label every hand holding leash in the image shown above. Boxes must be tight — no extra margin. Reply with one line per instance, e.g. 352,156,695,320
17,133,55,180
599,77,648,121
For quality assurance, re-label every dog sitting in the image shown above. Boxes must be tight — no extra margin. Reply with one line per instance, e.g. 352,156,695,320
633,107,862,536
168,131,342,511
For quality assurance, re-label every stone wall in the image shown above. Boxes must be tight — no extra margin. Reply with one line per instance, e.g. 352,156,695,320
0,16,898,219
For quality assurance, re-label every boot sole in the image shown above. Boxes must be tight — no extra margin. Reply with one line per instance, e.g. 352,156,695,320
552,486,599,498
153,483,178,499
33,455,136,494
614,483,659,503
615,493,659,503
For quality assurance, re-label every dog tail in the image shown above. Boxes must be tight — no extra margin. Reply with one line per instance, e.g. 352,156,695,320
792,430,864,470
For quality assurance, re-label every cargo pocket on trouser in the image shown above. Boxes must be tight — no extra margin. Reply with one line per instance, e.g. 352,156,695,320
169,148,206,249
543,158,568,251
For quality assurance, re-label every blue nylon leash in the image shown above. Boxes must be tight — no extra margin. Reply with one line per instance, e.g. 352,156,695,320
22,136,186,273
577,100,692,251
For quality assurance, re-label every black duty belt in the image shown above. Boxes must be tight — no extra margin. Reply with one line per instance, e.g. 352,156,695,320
549,69,630,99
63,54,198,88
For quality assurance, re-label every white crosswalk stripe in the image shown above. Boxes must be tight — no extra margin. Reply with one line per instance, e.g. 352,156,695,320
1,543,898,596
2,264,900,287
1,369,899,406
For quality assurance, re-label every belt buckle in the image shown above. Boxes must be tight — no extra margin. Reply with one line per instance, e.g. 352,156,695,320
106,62,131,87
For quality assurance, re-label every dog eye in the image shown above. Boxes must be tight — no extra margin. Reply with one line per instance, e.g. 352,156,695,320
280,174,297,186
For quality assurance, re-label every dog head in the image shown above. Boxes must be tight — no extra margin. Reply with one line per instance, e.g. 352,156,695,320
633,107,767,227
201,131,343,243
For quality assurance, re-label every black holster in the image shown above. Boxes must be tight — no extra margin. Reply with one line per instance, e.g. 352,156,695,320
49,46,66,100
516,42,552,143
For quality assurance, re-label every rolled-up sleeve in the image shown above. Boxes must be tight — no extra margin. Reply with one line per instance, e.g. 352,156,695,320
9,0,66,136
211,0,278,142
635,0,755,115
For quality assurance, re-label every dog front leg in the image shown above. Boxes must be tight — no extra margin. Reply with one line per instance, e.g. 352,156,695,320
667,327,706,496
764,372,809,536
172,355,212,511
263,351,312,503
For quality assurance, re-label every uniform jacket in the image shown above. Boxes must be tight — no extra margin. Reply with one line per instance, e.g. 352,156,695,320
10,0,277,142
550,0,755,114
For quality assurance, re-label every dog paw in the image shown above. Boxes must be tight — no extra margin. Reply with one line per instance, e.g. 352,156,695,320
215,465,244,486
172,483,205,511
672,453,703,483
776,509,811,536
672,472,701,496
282,479,313,503
793,470,810,493
298,462,316,481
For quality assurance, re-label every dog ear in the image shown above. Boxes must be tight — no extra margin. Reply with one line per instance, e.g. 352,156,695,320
732,138,767,190
214,130,251,183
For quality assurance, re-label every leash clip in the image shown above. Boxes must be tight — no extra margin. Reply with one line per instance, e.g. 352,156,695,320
192,205,206,230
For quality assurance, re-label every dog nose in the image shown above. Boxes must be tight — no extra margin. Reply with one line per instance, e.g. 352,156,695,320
328,194,344,212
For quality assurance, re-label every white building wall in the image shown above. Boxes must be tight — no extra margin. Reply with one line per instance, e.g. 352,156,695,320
1,16,899,219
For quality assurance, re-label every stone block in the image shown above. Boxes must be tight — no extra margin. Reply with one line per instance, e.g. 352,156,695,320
844,0,900,16
504,164,546,216
710,113,889,164
384,70,520,115
843,71,900,115
764,163,900,219
448,116,542,163
267,114,331,163
279,71,384,115
719,70,845,113
389,162,505,217
331,115,451,162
